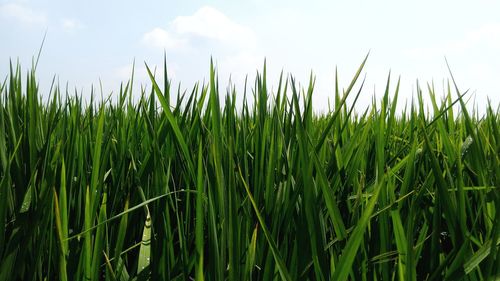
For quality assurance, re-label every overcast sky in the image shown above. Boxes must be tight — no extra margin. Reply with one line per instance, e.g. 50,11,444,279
1,0,499,113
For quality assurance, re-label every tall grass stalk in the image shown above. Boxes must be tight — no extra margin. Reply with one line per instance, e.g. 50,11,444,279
0,57,499,280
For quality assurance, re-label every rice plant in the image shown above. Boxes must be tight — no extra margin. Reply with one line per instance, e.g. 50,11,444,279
0,56,499,280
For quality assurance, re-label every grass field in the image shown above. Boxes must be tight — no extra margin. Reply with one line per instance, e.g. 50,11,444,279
0,56,499,280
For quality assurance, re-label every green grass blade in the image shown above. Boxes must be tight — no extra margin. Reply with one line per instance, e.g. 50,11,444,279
238,167,292,281
195,140,205,281
332,177,385,281
137,209,152,279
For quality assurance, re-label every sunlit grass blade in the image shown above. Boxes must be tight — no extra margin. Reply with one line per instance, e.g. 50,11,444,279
137,209,152,279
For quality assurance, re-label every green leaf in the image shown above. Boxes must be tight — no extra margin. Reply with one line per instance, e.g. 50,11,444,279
238,167,292,281
332,177,385,281
137,209,152,279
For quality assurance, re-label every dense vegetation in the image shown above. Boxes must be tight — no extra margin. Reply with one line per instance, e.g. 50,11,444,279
0,56,499,280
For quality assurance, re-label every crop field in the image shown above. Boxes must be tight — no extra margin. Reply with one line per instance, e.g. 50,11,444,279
0,56,499,281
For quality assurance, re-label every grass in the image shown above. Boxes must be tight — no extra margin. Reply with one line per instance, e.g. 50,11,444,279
0,56,499,280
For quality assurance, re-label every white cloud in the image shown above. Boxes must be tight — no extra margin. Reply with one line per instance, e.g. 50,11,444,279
61,18,84,32
220,52,262,85
172,6,256,48
142,6,257,51
141,6,262,105
142,28,187,50
404,23,500,59
466,23,500,48
0,3,47,25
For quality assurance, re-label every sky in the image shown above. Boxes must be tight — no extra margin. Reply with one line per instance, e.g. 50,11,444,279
1,0,499,113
